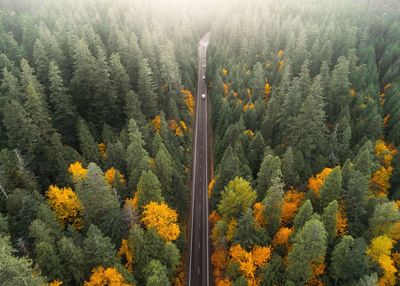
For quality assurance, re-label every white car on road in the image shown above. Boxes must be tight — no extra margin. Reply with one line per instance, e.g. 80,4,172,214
201,93,206,99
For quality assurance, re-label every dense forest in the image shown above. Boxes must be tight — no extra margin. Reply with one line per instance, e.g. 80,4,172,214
0,0,400,285
207,0,400,285
0,0,204,285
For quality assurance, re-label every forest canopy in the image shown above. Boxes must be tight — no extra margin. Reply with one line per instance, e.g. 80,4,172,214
0,0,400,285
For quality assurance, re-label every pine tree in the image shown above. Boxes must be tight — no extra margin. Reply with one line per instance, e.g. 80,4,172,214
75,163,125,243
77,119,99,164
282,147,299,187
256,155,282,199
288,94,328,167
48,61,77,143
137,170,163,209
127,118,150,189
247,132,265,177
343,170,368,236
319,166,342,210
263,176,284,238
0,235,46,286
286,218,327,284
58,236,85,285
321,200,338,243
293,200,313,231
83,224,116,273
329,236,369,284
138,58,158,119
145,260,171,286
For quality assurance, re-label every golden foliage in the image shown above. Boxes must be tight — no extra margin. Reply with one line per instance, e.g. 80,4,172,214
98,143,108,160
212,247,228,275
181,89,194,115
252,246,272,267
370,166,393,196
375,140,398,167
264,82,271,97
222,68,228,77
272,227,293,247
216,279,232,286
306,263,325,286
281,189,304,226
243,103,255,112
350,88,356,97
117,239,133,273
253,202,265,227
49,281,63,286
141,202,180,241
229,244,272,285
277,50,284,58
223,83,229,96
84,267,133,286
308,168,333,197
151,115,161,133
209,210,221,226
179,120,188,131
169,120,184,137
105,167,126,186
336,205,348,236
367,235,397,286
68,161,88,182
47,185,83,230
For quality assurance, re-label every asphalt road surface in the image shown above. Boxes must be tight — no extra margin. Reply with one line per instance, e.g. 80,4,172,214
188,32,211,286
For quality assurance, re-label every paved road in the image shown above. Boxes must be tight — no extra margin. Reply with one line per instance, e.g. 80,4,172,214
188,32,211,286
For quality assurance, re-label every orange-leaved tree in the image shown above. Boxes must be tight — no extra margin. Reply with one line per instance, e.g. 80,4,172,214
281,189,304,225
117,239,133,273
84,267,133,286
308,168,333,196
47,185,83,229
141,202,180,241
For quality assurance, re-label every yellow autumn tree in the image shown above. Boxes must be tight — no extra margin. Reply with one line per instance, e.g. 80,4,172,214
49,281,63,286
230,244,256,284
141,202,180,241
181,89,194,115
47,185,83,230
98,143,107,160
253,202,265,227
212,247,228,284
169,120,183,137
104,167,126,186
68,161,88,181
252,246,272,267
84,267,133,286
226,219,237,242
336,205,348,236
367,235,397,286
308,168,333,196
117,239,133,273
151,115,161,133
